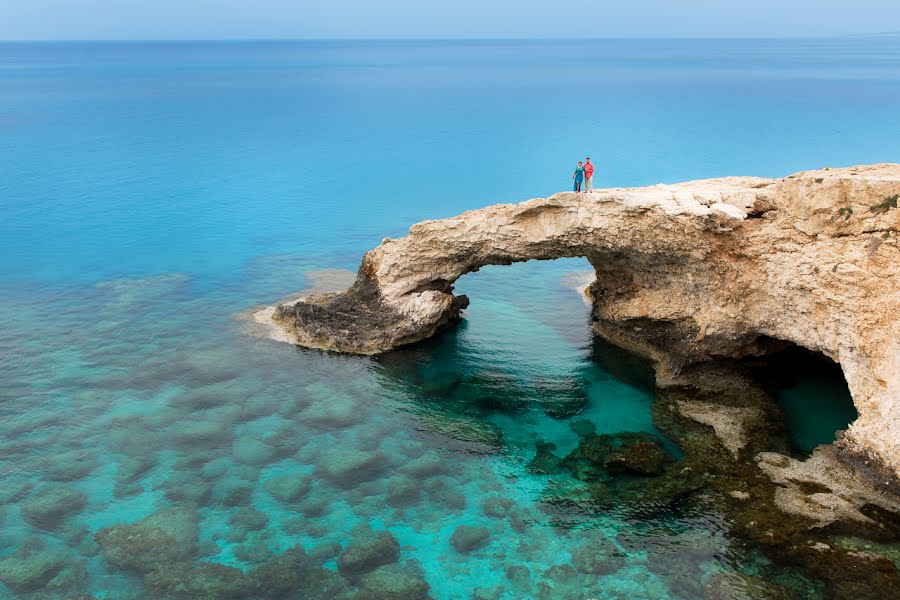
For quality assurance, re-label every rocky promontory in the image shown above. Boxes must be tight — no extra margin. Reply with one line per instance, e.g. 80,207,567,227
261,164,899,483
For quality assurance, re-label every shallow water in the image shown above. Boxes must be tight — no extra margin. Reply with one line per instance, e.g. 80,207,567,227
1,38,898,598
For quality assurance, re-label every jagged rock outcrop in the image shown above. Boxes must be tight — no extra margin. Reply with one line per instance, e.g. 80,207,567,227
262,164,899,481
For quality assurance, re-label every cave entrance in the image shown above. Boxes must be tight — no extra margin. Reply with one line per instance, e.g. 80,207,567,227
748,342,858,454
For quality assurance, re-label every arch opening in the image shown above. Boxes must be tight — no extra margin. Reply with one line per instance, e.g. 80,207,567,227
745,340,858,456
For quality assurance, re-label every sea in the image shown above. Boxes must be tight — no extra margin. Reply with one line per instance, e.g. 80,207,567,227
0,37,898,599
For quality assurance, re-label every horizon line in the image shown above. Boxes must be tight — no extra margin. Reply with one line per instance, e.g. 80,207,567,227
1,31,899,44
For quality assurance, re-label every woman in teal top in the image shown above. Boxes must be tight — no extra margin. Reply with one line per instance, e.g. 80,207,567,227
572,161,585,192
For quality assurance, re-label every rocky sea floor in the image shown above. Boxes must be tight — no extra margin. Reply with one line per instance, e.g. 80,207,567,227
0,258,890,599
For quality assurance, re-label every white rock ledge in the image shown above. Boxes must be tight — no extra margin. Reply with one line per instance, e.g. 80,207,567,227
266,164,900,482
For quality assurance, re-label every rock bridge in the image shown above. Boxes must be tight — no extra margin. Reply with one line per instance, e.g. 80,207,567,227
264,164,899,482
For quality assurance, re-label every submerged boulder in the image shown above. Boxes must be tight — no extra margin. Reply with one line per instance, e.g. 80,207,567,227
563,432,674,480
44,449,97,482
251,546,309,596
144,561,255,600
450,525,491,554
317,447,386,487
232,436,277,466
703,571,792,600
606,439,672,476
20,486,87,529
337,530,401,579
570,536,626,575
253,546,349,599
95,504,198,573
162,470,213,505
481,496,514,519
228,507,268,531
386,475,422,507
264,473,311,504
0,540,67,593
357,563,431,600
526,440,564,475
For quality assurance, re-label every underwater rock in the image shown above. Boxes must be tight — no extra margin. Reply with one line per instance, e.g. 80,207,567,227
415,410,504,450
473,585,504,600
543,563,579,586
570,536,626,575
535,377,589,419
0,478,33,504
20,486,87,529
280,514,306,534
169,419,233,448
481,496,515,518
703,572,791,600
252,546,349,598
116,456,156,485
264,473,311,504
264,425,306,459
0,540,66,593
569,420,597,438
449,374,529,414
44,449,97,481
113,480,144,499
399,450,447,478
337,530,401,579
357,563,431,600
526,440,564,475
161,470,213,505
234,542,274,564
95,504,198,573
386,475,421,507
450,525,491,554
251,546,308,596
232,436,277,466
425,477,466,511
421,371,463,397
504,564,532,595
298,495,330,518
220,480,255,507
606,439,672,476
41,558,89,596
144,561,255,600
58,520,90,547
309,540,343,564
563,432,673,480
228,507,269,531
317,447,386,487
536,478,605,513
300,395,360,429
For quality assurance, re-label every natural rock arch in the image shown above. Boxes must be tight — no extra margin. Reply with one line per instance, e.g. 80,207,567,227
264,164,899,482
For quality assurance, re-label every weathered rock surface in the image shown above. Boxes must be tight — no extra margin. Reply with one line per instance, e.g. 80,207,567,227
260,164,900,482
94,504,199,573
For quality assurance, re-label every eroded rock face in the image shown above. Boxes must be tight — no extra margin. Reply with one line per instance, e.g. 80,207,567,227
261,164,899,481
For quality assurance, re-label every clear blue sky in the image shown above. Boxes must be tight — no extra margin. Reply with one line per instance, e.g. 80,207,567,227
1,0,898,40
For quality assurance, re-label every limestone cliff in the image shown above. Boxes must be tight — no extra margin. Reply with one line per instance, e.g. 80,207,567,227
264,164,899,482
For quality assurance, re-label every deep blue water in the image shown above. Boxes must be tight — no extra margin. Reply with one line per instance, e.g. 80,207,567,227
1,38,898,599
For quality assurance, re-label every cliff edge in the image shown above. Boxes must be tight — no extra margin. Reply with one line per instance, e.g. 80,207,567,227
263,164,900,482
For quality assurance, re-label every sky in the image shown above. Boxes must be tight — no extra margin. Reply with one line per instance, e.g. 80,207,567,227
0,0,898,40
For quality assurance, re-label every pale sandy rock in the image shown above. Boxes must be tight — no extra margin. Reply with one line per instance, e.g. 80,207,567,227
757,446,900,528
676,401,763,458
262,164,900,483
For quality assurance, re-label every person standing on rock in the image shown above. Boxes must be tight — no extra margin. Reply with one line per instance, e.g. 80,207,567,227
584,157,595,192
573,161,585,192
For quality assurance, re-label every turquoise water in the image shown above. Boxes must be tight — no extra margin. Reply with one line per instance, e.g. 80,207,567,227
760,347,860,455
1,38,899,598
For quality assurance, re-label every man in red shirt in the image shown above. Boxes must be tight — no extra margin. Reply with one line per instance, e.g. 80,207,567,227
584,157,595,192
